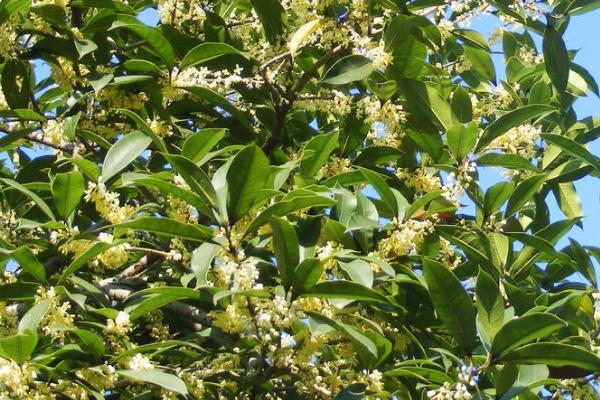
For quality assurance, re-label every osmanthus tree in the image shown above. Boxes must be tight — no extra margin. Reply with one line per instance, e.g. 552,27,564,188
3,0,600,398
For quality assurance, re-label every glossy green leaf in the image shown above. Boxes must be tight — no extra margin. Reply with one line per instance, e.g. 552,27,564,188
423,258,477,354
51,171,84,218
226,145,270,222
304,280,388,304
101,131,152,181
117,370,188,395
182,128,226,163
446,121,478,160
321,55,373,85
505,174,547,217
541,133,600,173
180,42,249,70
543,24,569,92
0,332,37,364
492,313,567,356
271,216,299,287
498,343,600,373
116,217,213,242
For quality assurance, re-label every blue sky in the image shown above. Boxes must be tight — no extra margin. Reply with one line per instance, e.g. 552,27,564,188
466,11,600,251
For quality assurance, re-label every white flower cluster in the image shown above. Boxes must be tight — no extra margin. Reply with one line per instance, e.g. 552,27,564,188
126,353,154,371
427,366,477,399
488,123,541,159
376,218,435,259
84,179,135,224
35,119,68,149
396,167,442,193
157,0,206,34
106,311,131,335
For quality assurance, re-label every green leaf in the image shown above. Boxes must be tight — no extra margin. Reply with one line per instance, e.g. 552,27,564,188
476,153,540,172
182,128,226,163
75,39,98,58
271,216,299,287
308,312,380,368
300,132,340,177
553,182,583,219
484,181,515,215
110,20,175,66
180,42,250,70
161,153,217,211
0,332,37,364
58,241,116,284
451,86,473,123
475,105,556,152
226,145,270,222
321,55,373,86
191,243,222,287
289,19,321,57
497,343,600,373
303,280,388,304
51,171,85,218
505,174,547,217
101,131,152,181
492,313,567,356
422,258,477,354
127,176,213,219
244,192,335,235
118,109,167,153
541,133,600,174
463,44,496,82
446,121,478,160
476,269,504,344
70,329,105,356
250,0,285,44
358,167,404,219
397,79,454,130
0,178,56,221
116,217,213,242
543,23,569,92
293,258,325,292
18,300,51,334
182,86,253,130
128,290,197,320
117,370,188,395
0,247,46,283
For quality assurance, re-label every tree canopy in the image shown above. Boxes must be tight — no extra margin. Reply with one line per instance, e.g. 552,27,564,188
1,0,600,399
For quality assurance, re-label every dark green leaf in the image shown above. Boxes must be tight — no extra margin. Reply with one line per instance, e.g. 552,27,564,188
321,55,373,86
101,131,152,181
116,217,213,242
51,171,84,218
492,313,567,356
423,258,477,354
271,216,299,287
117,370,188,395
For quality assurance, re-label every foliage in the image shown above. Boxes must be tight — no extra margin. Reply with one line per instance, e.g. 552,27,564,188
1,0,600,399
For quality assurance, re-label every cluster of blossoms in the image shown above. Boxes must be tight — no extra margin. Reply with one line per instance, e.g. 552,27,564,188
295,90,354,116
488,123,541,158
396,167,442,193
35,119,68,149
553,379,597,400
35,287,75,341
358,97,407,146
470,84,520,120
84,179,135,224
157,0,206,34
427,366,478,399
376,218,435,259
